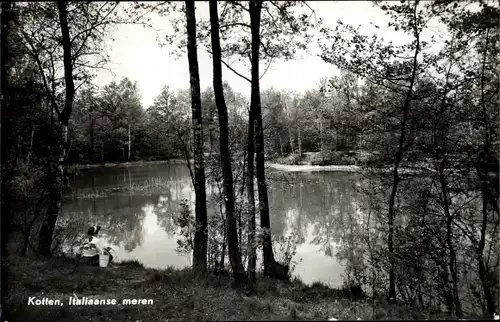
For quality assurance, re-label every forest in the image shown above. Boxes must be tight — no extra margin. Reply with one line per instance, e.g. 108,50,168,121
1,0,499,320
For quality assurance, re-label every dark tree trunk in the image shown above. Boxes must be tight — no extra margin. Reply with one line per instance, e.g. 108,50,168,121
440,170,463,317
250,0,277,275
38,1,75,256
478,177,496,317
434,57,463,317
209,1,247,284
476,27,497,318
246,98,257,282
185,0,208,273
386,1,420,302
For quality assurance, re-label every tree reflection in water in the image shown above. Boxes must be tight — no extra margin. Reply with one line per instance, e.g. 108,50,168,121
64,164,367,285
268,171,365,286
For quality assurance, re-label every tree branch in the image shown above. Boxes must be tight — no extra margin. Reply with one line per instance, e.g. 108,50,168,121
220,22,251,29
259,57,274,80
206,49,252,83
231,1,249,13
20,30,62,118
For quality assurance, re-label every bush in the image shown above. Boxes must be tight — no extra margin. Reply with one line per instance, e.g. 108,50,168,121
310,151,356,166
276,153,302,165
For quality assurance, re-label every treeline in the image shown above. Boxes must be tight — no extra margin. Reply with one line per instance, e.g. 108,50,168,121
67,80,251,164
66,70,413,165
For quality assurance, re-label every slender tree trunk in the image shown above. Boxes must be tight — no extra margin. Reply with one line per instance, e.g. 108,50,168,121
476,27,497,318
245,41,258,283
239,148,247,196
220,225,226,271
209,127,214,157
386,1,420,302
279,135,284,156
38,1,74,256
246,106,257,281
387,136,401,302
432,36,462,317
209,1,247,283
217,196,227,272
298,126,302,159
319,118,324,154
437,260,453,313
440,169,462,317
250,0,277,275
27,126,35,164
478,183,495,317
288,127,295,154
89,102,95,161
185,0,208,273
127,123,131,161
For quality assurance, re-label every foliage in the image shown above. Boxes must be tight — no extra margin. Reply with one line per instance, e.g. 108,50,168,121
173,199,195,255
273,231,301,278
317,1,499,317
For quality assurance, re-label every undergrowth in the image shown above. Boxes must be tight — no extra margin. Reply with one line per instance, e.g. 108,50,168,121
2,255,459,321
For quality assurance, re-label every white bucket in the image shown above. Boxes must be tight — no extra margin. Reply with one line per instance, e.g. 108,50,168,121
99,254,110,267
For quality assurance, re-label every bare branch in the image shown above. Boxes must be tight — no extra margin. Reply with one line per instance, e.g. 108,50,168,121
220,22,251,29
259,57,274,80
231,1,249,13
20,30,62,117
300,1,318,24
206,49,252,83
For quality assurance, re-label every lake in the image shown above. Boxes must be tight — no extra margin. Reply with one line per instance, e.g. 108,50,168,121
62,162,365,287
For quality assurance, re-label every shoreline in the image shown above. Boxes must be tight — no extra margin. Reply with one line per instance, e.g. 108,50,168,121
71,159,362,173
68,157,436,176
69,158,187,169
267,163,361,173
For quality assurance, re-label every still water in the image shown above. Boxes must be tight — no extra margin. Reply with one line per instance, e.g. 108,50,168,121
62,162,364,287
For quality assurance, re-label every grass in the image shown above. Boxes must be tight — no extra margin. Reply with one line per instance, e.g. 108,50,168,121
3,255,454,321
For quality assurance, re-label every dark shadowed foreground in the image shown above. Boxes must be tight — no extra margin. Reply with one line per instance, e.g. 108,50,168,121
3,255,462,321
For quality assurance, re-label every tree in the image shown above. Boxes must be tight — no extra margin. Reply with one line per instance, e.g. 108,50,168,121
249,0,277,276
96,78,143,161
38,1,75,256
14,1,118,255
319,0,498,316
146,85,187,159
437,2,499,316
213,1,318,277
132,0,318,280
1,2,61,258
321,0,430,303
209,1,248,284
185,0,208,273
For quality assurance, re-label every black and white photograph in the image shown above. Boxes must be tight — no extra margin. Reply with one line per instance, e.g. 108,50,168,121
1,0,499,321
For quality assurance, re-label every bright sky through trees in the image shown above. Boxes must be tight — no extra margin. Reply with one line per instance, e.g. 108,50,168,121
93,1,451,108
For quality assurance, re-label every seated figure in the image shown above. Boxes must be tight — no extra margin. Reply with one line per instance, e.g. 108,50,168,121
80,226,113,266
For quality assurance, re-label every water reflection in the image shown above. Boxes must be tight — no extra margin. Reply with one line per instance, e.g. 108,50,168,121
64,163,364,286
268,172,362,286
